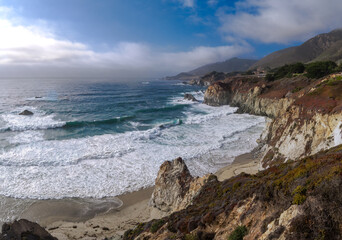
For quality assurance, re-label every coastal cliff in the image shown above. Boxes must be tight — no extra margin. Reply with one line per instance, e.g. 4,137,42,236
124,145,342,240
204,74,342,168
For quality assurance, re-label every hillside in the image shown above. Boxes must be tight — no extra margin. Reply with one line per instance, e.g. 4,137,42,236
124,146,342,240
251,28,342,69
189,57,257,76
166,57,257,80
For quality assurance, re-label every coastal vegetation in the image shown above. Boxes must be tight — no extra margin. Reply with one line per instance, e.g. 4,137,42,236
265,61,340,81
123,145,342,239
228,226,248,240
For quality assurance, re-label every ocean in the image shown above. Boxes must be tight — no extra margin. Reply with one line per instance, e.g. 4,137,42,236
0,78,265,216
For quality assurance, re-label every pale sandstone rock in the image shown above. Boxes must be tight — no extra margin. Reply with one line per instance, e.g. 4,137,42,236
259,205,304,240
204,76,342,168
150,157,210,213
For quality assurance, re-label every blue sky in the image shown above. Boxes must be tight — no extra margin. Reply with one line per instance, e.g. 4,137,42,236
0,0,341,77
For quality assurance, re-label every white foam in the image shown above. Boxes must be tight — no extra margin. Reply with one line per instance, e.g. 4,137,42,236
9,131,44,144
0,107,65,132
185,104,237,124
0,104,266,199
168,90,205,105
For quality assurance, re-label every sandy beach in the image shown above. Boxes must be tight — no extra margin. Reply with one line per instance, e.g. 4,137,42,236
14,152,260,240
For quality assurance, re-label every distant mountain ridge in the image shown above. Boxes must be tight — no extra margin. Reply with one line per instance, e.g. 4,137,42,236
251,28,342,70
166,57,257,80
188,57,257,75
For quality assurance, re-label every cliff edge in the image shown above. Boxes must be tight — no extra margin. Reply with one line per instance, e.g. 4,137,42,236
204,73,342,168
124,145,342,240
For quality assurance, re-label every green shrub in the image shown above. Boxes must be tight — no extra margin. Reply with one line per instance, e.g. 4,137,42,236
293,185,307,205
335,63,342,72
228,226,248,240
124,223,145,239
305,61,337,78
232,182,242,192
292,86,303,93
150,219,165,233
293,193,307,205
326,76,342,86
185,233,199,240
265,73,275,81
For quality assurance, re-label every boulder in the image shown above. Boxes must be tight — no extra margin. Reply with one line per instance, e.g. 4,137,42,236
1,219,57,240
184,93,198,102
19,110,34,116
150,157,210,213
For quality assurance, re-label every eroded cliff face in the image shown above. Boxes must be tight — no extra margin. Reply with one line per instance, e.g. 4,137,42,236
204,74,342,168
150,157,210,214
124,146,342,240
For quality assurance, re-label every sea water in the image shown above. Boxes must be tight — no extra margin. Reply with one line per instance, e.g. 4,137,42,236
0,78,265,218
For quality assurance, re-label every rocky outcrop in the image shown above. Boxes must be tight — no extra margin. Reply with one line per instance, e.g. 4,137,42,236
184,93,198,102
1,219,57,240
204,74,342,168
124,146,342,240
187,71,227,86
150,157,210,213
203,82,232,106
19,110,33,116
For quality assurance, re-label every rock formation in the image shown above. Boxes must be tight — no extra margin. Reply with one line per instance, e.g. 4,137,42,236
204,74,342,168
184,93,198,102
150,157,210,213
124,145,342,240
19,110,34,116
0,219,57,240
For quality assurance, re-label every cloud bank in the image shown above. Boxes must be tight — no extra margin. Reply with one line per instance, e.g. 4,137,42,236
0,11,251,77
219,0,342,44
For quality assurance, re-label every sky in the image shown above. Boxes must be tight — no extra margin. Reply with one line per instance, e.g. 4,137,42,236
0,0,341,78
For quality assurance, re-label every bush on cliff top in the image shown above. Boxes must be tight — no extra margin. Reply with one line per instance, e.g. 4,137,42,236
266,61,340,81
305,61,337,79
266,62,305,81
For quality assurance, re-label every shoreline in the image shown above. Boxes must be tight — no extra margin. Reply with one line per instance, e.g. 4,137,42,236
22,151,260,239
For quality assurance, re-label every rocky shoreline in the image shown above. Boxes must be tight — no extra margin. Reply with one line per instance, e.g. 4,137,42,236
0,151,260,240
1,72,342,240
204,73,342,168
121,72,342,239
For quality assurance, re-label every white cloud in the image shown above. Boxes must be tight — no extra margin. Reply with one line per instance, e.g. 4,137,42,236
0,13,251,77
207,0,218,7
179,0,195,8
0,19,91,65
219,0,342,43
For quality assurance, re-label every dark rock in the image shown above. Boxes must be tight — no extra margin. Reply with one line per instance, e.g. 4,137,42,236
197,231,216,240
184,93,198,102
187,218,198,232
201,211,215,225
176,219,188,233
0,219,57,240
19,110,34,116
